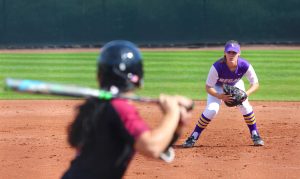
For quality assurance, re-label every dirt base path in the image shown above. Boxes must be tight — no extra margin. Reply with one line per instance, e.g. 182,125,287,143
0,100,299,179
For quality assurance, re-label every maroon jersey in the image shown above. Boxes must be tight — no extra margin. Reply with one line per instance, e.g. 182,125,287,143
62,98,149,179
111,99,150,140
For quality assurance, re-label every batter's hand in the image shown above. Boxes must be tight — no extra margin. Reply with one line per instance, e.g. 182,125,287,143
174,95,193,126
158,94,180,115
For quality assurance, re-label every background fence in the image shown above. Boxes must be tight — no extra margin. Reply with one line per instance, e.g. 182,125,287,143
0,0,300,48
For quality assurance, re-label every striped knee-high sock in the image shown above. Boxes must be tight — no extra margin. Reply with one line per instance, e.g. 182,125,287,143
190,114,211,140
243,111,259,135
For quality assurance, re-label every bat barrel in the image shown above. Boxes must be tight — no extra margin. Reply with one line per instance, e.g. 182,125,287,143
5,78,193,111
5,78,99,98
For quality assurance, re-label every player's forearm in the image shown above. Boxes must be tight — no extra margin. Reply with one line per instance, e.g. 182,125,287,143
135,109,180,158
147,111,180,157
246,83,259,96
206,85,220,98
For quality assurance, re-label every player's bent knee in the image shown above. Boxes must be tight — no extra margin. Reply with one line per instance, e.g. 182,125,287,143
239,103,253,115
203,103,220,119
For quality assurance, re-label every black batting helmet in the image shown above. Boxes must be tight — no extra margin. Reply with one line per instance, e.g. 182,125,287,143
97,40,144,93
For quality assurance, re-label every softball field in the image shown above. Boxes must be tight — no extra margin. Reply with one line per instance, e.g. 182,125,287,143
0,100,299,179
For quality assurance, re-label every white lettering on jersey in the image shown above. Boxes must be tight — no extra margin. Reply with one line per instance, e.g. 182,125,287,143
218,78,241,84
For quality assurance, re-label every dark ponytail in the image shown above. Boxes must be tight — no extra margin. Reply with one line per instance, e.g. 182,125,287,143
68,98,105,148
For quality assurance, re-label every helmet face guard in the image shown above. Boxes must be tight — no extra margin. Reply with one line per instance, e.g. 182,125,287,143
97,40,144,93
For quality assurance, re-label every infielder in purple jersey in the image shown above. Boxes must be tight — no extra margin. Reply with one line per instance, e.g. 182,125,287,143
62,40,193,179
182,40,264,148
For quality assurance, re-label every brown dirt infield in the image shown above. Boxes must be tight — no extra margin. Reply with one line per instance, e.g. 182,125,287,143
0,100,299,179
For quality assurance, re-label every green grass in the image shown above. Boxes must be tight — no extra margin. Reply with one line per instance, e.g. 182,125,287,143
1,50,300,101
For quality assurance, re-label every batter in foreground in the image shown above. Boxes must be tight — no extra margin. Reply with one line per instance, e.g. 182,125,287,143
62,40,193,179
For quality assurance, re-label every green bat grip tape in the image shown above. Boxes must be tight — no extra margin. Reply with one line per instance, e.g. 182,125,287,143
98,90,113,100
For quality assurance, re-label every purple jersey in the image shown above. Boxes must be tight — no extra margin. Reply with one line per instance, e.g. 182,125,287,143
213,57,250,86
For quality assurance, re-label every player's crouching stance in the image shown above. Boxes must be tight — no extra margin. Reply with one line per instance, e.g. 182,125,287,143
183,40,264,148
61,40,193,179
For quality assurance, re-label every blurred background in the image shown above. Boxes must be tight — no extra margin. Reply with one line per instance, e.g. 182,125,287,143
0,0,300,48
